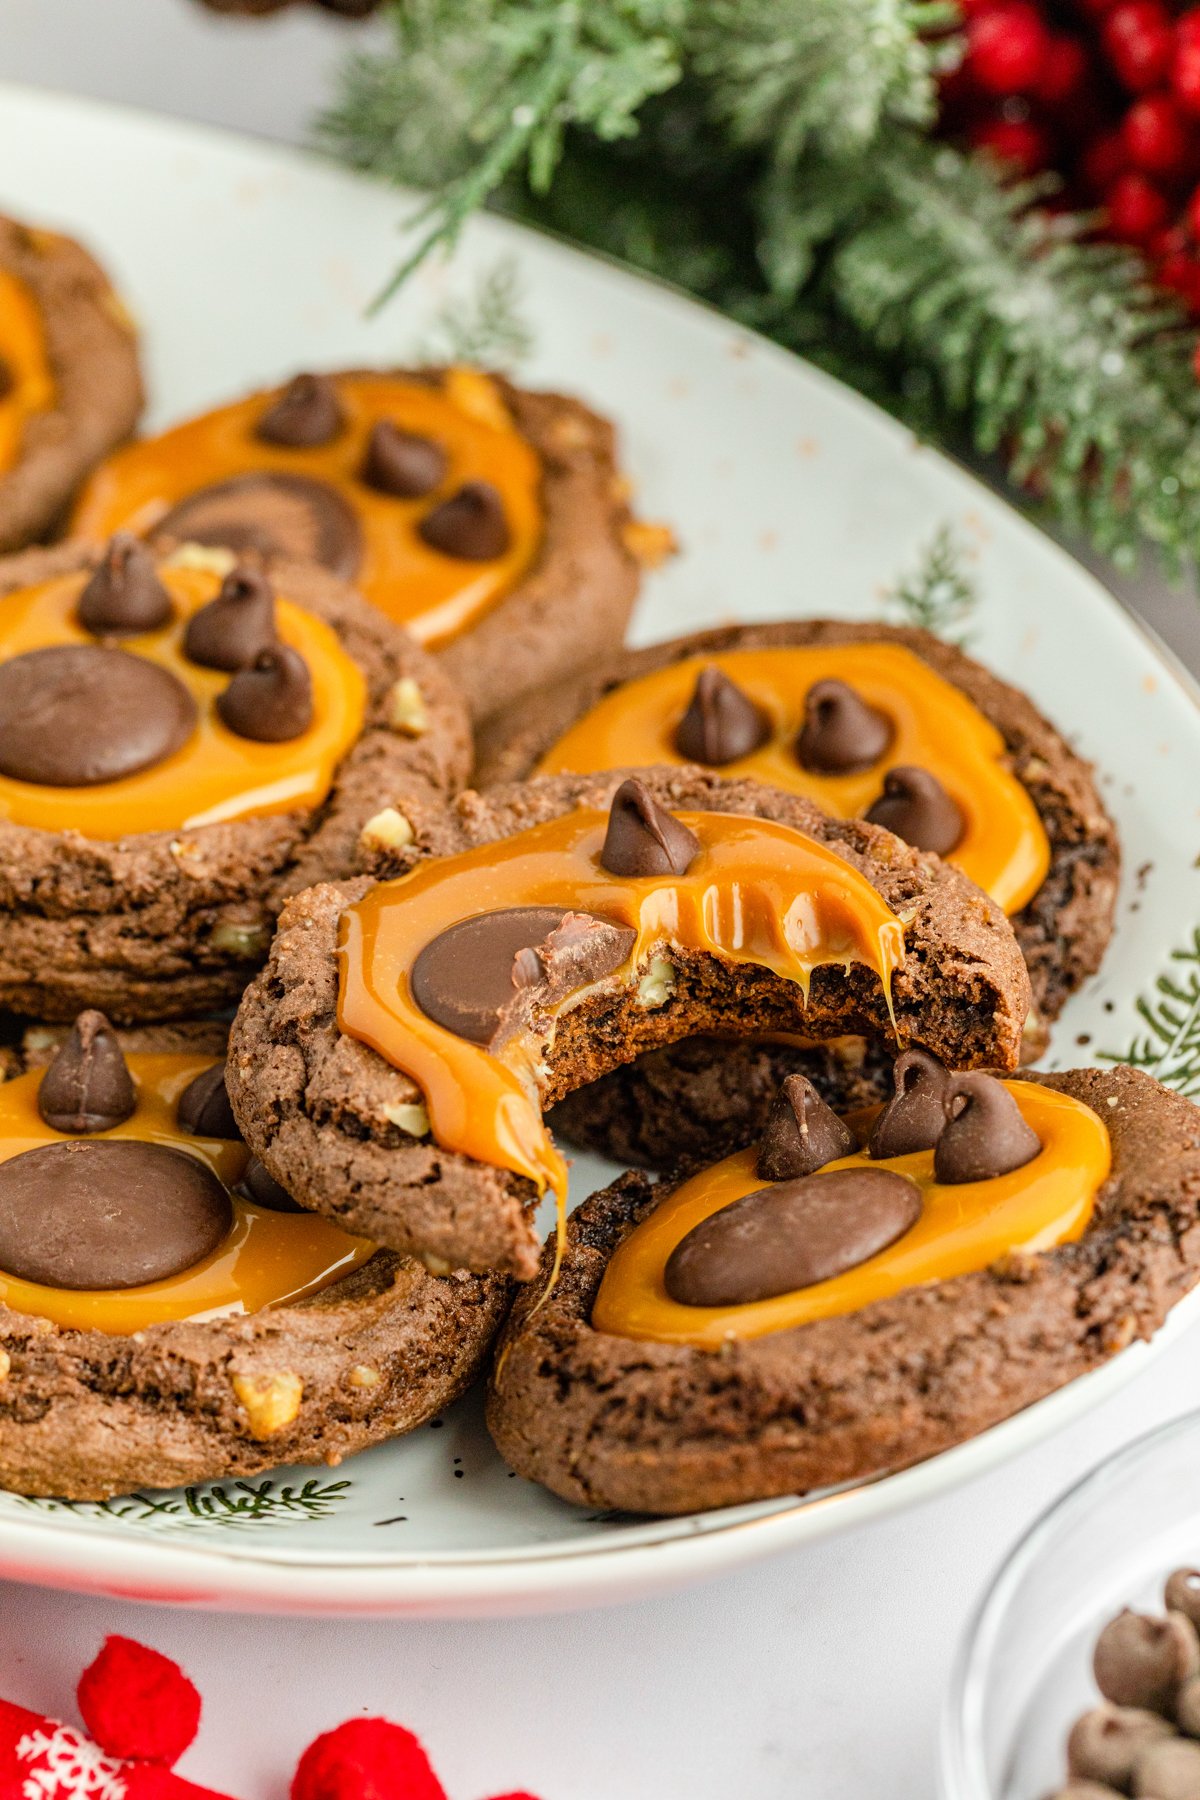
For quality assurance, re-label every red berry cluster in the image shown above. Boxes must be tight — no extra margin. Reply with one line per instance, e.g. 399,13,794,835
940,0,1200,319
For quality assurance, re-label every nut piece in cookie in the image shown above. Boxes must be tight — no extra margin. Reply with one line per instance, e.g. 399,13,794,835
71,366,651,720
0,214,143,552
486,1064,1200,1515
226,767,1031,1280
0,539,471,1021
0,1018,508,1500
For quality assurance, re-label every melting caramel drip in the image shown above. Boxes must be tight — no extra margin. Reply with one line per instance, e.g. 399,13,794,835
539,645,1052,915
70,370,543,647
337,809,907,1207
592,1082,1109,1348
0,1055,375,1334
0,561,366,838
0,268,55,474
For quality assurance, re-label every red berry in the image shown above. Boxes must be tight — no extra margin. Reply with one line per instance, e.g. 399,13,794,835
1081,128,1130,193
1036,34,1090,107
971,115,1052,174
1122,93,1194,175
1106,169,1170,240
1174,39,1200,114
966,3,1050,94
292,1720,447,1800
77,1636,201,1766
1074,0,1122,15
1178,9,1200,46
1157,250,1200,309
1102,2,1174,92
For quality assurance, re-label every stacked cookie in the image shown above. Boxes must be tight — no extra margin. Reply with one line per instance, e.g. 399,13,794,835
0,208,1197,1513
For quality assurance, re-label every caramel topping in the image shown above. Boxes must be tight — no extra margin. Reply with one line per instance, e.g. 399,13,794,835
538,645,1052,915
0,269,54,476
70,371,543,648
0,1055,374,1334
592,1082,1109,1348
0,561,365,838
337,808,906,1203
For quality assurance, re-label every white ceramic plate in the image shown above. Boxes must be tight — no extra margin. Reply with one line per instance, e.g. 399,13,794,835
1,83,1198,1618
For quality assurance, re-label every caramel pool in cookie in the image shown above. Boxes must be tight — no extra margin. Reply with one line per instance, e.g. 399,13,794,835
539,645,1051,915
71,369,543,648
0,267,54,476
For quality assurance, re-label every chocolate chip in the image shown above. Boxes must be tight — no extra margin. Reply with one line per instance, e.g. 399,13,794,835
237,1157,304,1213
37,1011,136,1135
77,535,172,637
183,566,277,672
255,373,346,448
418,481,510,560
664,1167,922,1307
0,645,196,787
867,1048,951,1160
1132,1738,1200,1798
865,765,964,855
1069,1706,1176,1790
674,666,770,766
361,420,448,498
796,679,892,774
176,1062,241,1141
155,472,364,581
1050,1785,1132,1799
1177,1676,1200,1738
933,1072,1042,1184
217,644,314,743
757,1074,856,1180
1094,1612,1200,1715
599,777,700,879
1167,1573,1200,1630
0,1140,232,1289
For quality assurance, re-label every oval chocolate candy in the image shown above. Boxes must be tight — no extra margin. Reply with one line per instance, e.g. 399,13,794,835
0,645,197,786
664,1167,922,1308
411,905,583,1045
0,1139,233,1290
155,471,364,581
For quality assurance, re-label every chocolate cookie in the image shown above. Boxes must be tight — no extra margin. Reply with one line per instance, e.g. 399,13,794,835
487,1064,1200,1514
0,1019,507,1500
0,216,143,552
226,767,1030,1279
70,366,649,722
0,539,471,1022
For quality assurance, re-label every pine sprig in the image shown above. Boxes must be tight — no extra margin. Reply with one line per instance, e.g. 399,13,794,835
414,256,534,369
883,522,977,640
1103,928,1200,1098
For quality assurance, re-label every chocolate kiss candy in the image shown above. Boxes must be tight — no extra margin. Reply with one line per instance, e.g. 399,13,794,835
362,420,448,498
412,905,579,1044
155,471,364,582
0,645,196,787
600,777,700,879
1095,1611,1200,1713
217,643,314,743
867,1048,951,1160
674,665,770,766
1067,1706,1175,1790
1132,1739,1200,1798
796,678,892,774
255,373,346,448
183,566,278,672
757,1074,856,1180
418,481,511,560
664,1167,922,1307
865,765,965,856
0,1139,232,1289
1167,1570,1200,1630
77,534,172,637
37,1010,136,1135
933,1072,1042,1184
237,1157,305,1213
176,1061,241,1141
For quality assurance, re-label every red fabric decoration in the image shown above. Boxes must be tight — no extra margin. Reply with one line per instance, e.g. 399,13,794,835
291,1719,448,1800
0,1695,231,1800
78,1635,202,1766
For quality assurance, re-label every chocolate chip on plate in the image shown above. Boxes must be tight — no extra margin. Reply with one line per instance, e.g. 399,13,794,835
1094,1610,1200,1715
176,1061,242,1142
236,1156,304,1213
0,1139,232,1289
255,373,346,449
1166,1572,1200,1631
674,665,770,766
156,471,364,581
1067,1705,1176,1789
37,1010,136,1135
867,1048,952,1160
183,566,278,672
664,1167,922,1308
217,644,314,743
865,765,965,856
0,645,196,786
418,481,510,560
361,420,448,498
757,1074,856,1181
77,534,173,637
1131,1736,1200,1798
933,1072,1042,1184
796,678,892,774
599,777,700,879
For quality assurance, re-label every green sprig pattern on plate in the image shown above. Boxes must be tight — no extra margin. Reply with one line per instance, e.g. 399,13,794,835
1102,928,1200,1100
12,1476,352,1531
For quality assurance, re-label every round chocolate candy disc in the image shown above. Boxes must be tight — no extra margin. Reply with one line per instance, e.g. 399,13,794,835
0,645,197,787
155,472,364,581
411,906,579,1045
664,1167,922,1308
0,1139,233,1290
